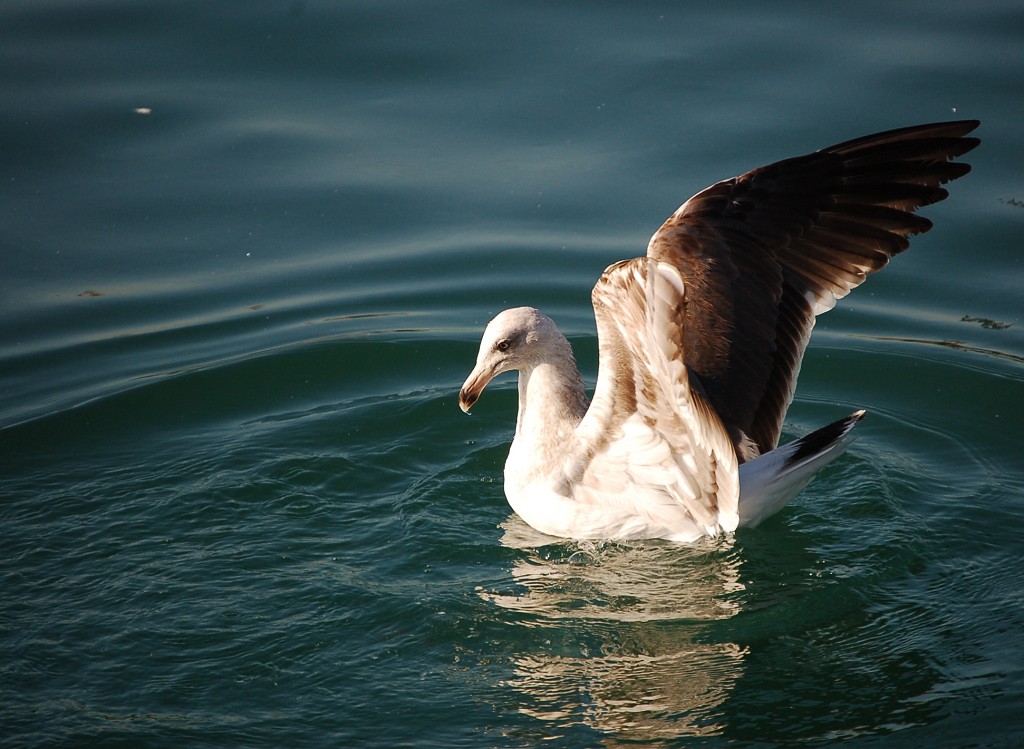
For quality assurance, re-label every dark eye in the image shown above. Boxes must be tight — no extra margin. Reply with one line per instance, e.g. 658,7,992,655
496,339,511,353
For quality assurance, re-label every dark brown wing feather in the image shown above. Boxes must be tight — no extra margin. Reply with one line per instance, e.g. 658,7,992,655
646,120,980,460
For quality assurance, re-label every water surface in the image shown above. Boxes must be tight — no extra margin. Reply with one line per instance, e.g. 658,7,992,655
2,2,1023,747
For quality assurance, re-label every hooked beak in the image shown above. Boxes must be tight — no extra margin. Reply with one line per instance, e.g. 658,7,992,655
458,364,494,414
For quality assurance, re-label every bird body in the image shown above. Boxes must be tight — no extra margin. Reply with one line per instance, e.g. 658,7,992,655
459,121,979,542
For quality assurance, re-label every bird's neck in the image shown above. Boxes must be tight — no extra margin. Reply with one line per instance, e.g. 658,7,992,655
507,354,589,492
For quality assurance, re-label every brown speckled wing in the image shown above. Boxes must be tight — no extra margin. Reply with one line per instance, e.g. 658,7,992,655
567,258,739,538
646,120,980,459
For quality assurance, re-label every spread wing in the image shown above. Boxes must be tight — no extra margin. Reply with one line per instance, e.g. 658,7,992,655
563,257,740,540
647,120,980,459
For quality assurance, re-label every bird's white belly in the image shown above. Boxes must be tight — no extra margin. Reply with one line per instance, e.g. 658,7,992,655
503,479,707,543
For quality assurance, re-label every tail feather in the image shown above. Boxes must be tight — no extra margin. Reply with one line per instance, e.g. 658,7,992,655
737,410,865,528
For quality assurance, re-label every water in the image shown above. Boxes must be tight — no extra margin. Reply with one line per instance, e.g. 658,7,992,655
2,1,1022,746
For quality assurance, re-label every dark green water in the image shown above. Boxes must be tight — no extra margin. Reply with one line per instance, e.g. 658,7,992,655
2,2,1022,747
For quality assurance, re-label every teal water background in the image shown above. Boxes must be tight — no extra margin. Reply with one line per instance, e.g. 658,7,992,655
2,2,1023,747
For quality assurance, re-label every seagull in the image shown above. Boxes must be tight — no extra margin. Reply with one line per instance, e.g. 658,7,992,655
459,121,980,543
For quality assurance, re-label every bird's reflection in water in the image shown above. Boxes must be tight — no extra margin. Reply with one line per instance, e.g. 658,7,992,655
479,516,749,741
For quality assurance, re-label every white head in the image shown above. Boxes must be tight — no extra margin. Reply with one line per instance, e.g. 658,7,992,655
458,307,566,413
